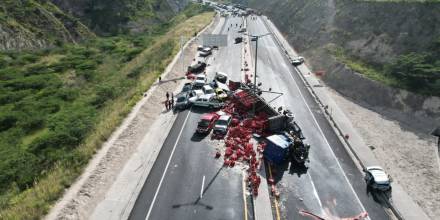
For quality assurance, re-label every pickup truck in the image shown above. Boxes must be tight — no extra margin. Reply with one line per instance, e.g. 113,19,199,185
196,113,219,134
191,95,224,109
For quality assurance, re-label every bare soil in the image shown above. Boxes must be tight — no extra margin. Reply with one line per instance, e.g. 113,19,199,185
327,89,440,219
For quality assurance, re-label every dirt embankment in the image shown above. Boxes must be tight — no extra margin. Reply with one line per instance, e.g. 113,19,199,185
247,0,440,132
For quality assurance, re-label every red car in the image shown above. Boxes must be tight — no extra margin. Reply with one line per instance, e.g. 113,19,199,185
196,113,219,134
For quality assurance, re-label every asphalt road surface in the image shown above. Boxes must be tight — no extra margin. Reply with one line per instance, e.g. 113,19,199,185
246,16,390,220
129,16,251,220
129,13,390,220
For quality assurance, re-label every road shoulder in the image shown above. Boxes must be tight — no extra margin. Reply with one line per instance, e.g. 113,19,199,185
261,16,431,220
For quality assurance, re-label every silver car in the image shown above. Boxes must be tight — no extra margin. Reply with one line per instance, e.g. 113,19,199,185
213,115,232,135
364,166,392,191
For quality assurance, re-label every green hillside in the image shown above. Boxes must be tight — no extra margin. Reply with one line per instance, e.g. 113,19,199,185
0,1,213,219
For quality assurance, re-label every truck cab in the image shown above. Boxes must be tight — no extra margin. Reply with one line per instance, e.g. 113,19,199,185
197,113,219,134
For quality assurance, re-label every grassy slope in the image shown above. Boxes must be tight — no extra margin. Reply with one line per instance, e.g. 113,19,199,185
0,6,214,219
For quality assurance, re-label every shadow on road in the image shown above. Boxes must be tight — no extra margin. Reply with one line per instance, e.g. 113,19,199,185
171,166,224,211
153,76,186,86
366,186,392,208
269,159,310,184
191,132,206,142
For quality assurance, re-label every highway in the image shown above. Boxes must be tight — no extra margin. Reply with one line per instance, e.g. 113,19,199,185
129,16,252,220
128,12,390,220
246,16,390,219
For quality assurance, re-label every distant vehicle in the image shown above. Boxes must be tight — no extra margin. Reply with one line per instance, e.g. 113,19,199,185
187,62,206,74
202,85,216,99
174,93,190,110
364,166,392,192
199,50,212,57
213,115,232,135
215,72,228,84
199,47,213,57
235,37,243,44
215,88,228,101
202,47,212,53
238,28,246,33
251,37,257,41
291,57,305,66
191,95,224,108
196,113,219,134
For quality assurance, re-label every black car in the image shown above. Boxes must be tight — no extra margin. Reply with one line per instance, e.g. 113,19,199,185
174,93,190,110
235,37,243,44
181,82,192,93
187,62,207,74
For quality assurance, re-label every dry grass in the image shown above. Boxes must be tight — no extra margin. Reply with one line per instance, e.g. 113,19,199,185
0,11,214,220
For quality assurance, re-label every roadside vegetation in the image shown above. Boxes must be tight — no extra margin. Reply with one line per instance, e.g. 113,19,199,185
329,38,440,97
0,3,213,219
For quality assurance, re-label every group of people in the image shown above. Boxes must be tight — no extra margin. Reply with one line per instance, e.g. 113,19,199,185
165,92,174,111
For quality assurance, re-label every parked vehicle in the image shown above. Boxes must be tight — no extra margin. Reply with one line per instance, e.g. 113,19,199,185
235,37,243,44
196,113,219,134
215,88,228,101
291,57,305,66
193,74,207,90
364,166,392,191
195,74,207,83
181,82,192,93
215,72,228,84
213,115,232,135
199,47,212,57
192,82,205,91
175,93,190,110
187,62,207,74
188,89,204,103
202,85,216,99
191,95,224,108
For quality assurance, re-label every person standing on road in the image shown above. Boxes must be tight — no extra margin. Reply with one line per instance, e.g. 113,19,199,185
171,93,174,108
166,92,170,100
165,100,169,110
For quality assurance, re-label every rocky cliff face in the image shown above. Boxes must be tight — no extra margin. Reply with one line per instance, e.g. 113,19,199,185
0,0,94,51
0,0,189,50
245,0,440,123
247,0,440,64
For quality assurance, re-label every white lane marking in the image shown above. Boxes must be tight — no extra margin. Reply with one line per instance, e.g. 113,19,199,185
200,175,206,199
257,16,371,219
286,68,370,218
307,173,323,211
145,111,192,220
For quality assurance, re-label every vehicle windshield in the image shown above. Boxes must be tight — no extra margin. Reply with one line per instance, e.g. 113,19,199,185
177,97,186,102
206,89,214,94
182,86,190,92
216,120,228,126
198,119,210,127
197,76,205,80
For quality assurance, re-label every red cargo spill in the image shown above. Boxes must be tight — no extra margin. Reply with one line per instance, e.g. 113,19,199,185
213,87,273,196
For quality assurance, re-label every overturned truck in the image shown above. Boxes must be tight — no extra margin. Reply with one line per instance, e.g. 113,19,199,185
228,82,310,166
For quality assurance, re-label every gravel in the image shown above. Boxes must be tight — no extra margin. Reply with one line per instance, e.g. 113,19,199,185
327,89,440,219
